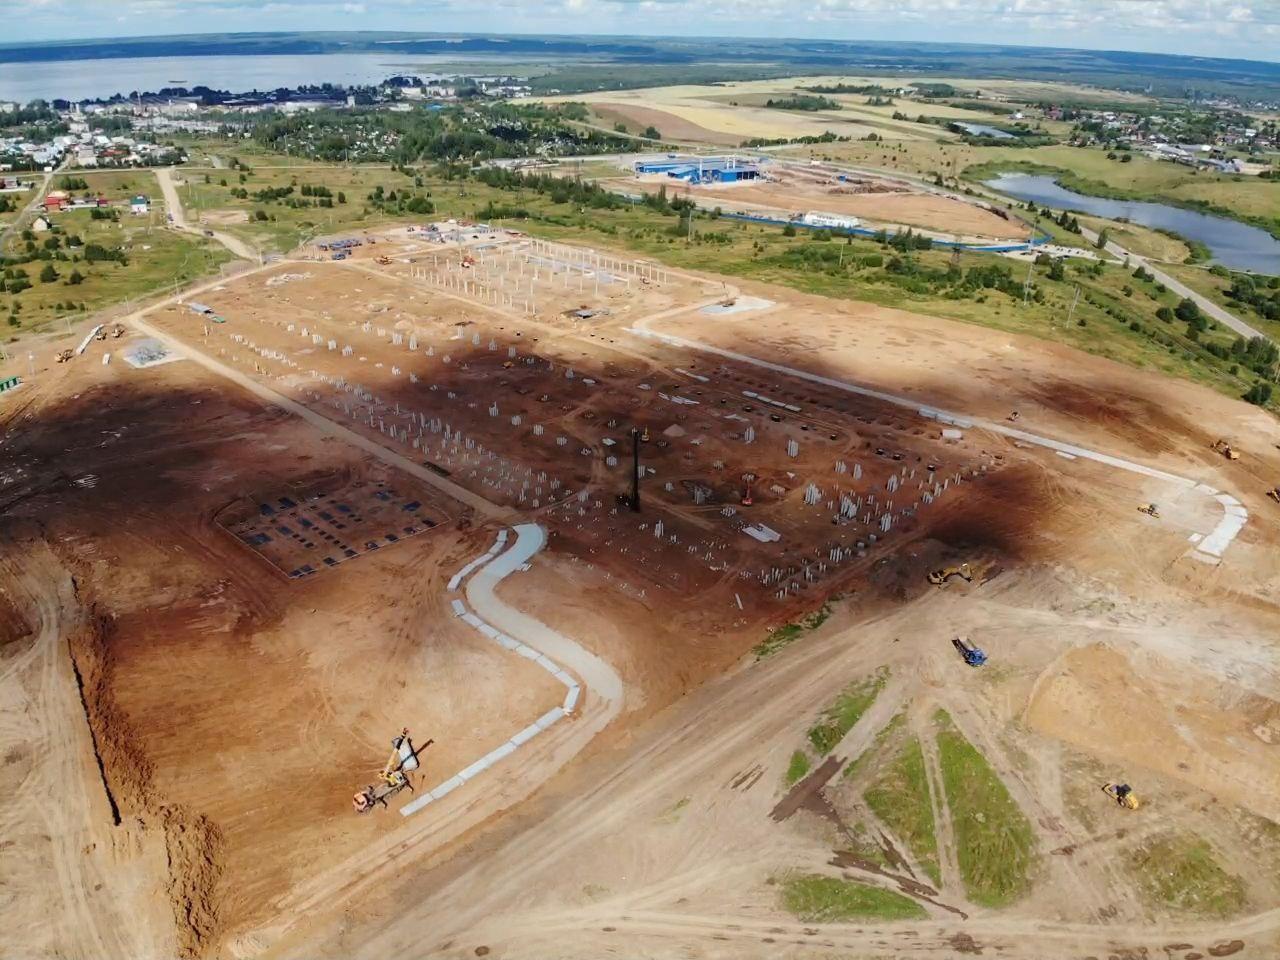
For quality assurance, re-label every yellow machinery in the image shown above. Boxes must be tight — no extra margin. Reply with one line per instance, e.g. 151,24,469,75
376,255,392,265
1103,782,1140,810
55,349,73,363
1267,488,1280,504
1138,503,1160,519
928,563,973,586
353,729,427,814
1212,439,1240,461
110,323,126,339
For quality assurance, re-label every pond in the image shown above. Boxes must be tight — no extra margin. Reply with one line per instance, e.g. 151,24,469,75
984,173,1280,275
955,122,1015,140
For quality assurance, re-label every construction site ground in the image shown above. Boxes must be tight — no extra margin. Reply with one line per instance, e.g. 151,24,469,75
3,223,1280,960
608,165,1030,242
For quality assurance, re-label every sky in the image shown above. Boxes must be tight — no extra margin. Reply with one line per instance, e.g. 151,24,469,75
4,0,1280,62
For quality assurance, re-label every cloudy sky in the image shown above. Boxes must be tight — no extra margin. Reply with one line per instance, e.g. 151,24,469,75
5,0,1279,62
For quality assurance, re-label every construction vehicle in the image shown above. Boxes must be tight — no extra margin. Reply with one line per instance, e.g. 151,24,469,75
353,728,427,814
952,636,987,667
94,327,108,341
1138,503,1161,519
741,476,753,506
640,426,650,442
376,256,392,266
55,349,73,363
1268,487,1280,504
1212,439,1240,461
928,563,973,586
1103,782,1140,810
502,360,514,369
461,254,476,269
110,324,126,339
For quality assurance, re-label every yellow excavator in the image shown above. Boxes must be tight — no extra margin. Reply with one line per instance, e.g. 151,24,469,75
1103,782,1140,810
1267,488,1280,504
1212,439,1240,461
1137,503,1160,519
353,729,428,814
928,563,973,586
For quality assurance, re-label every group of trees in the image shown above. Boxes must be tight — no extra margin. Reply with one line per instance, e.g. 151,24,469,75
763,95,840,112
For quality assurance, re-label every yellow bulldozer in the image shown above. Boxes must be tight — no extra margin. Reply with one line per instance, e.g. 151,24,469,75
1137,503,1160,519
1103,782,1140,810
928,563,973,586
55,349,74,363
1212,439,1240,461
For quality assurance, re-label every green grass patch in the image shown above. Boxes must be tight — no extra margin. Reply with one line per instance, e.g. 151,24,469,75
778,872,926,922
1128,834,1246,919
785,750,812,786
807,669,888,756
843,712,905,782
754,602,831,659
864,736,941,886
935,711,1037,907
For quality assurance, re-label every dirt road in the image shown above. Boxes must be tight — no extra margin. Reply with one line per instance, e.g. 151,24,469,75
154,166,261,262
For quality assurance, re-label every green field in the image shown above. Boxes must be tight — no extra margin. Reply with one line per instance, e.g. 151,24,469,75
807,670,888,756
1,208,232,337
778,872,926,922
1128,834,1247,918
863,736,942,886
935,711,1037,907
165,147,427,254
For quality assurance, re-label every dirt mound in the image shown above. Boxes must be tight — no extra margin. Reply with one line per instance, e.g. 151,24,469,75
68,606,225,957
162,806,226,957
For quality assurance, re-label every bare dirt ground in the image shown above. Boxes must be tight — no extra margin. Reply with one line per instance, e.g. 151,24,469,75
614,171,1028,240
3,225,1279,960
590,103,743,146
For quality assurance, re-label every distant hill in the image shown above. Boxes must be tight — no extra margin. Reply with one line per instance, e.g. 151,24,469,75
3,32,1279,101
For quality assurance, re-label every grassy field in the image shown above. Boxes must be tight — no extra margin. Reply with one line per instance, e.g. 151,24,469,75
778,872,926,922
162,149,423,254
785,750,811,786
863,736,942,886
807,669,888,756
1,208,232,338
935,711,1037,907
1128,834,1247,919
754,602,832,659
1077,215,1191,263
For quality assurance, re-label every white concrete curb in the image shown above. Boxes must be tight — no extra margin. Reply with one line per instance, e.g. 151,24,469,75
402,525,580,817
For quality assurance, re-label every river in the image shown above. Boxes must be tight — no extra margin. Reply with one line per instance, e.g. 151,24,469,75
0,53,490,103
985,173,1280,275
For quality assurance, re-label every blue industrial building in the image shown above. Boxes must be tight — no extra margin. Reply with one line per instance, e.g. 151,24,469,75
634,155,762,184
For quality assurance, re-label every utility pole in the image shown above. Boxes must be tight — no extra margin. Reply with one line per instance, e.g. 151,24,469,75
1065,284,1081,326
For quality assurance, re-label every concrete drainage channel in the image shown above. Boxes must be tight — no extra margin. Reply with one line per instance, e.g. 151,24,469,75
401,523,585,817
627,324,1248,565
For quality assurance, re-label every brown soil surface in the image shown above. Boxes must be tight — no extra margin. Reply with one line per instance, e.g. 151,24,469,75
591,103,742,146
6,224,1280,960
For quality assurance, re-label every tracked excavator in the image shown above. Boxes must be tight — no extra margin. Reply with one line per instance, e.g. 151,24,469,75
1212,439,1240,461
1103,782,1140,810
353,729,430,814
1137,503,1161,519
928,563,973,586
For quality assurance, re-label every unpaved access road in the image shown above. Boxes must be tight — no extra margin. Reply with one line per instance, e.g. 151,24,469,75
154,165,261,262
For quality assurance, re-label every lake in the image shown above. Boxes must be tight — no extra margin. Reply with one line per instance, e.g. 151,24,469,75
985,172,1280,275
955,122,1015,140
0,53,491,102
